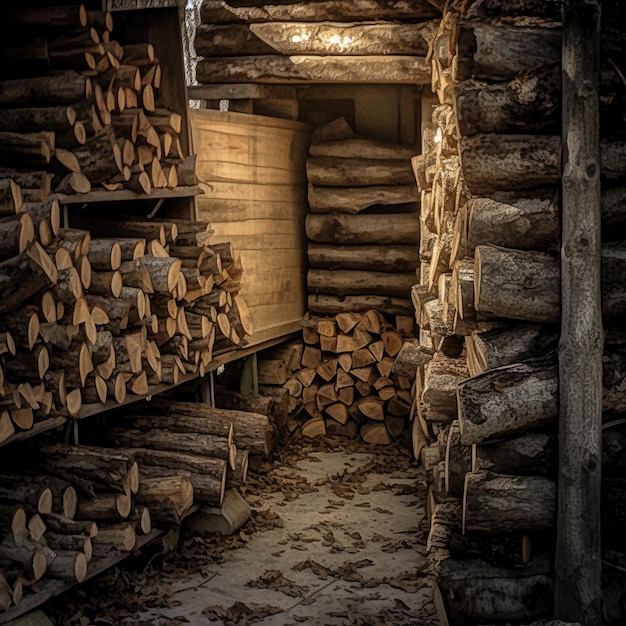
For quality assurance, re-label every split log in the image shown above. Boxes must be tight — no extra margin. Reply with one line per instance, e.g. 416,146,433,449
307,244,419,272
454,22,561,82
392,339,432,379
75,492,132,521
473,432,554,477
445,421,472,497
460,134,561,194
474,245,560,323
420,353,467,422
308,184,418,213
457,360,558,445
453,66,561,135
466,188,560,252
465,323,559,377
307,269,414,298
462,470,556,533
306,213,419,245
309,138,416,160
306,157,415,187
196,55,431,84
308,294,413,316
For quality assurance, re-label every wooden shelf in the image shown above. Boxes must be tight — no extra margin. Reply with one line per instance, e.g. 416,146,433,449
77,328,301,419
0,417,67,449
0,529,163,625
52,185,203,205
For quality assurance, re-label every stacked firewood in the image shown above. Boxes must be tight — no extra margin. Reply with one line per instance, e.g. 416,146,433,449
0,4,195,198
410,2,566,624
193,0,439,86
0,209,251,438
305,119,419,317
257,310,415,444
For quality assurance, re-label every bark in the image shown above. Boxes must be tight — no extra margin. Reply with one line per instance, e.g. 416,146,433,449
454,22,561,82
462,470,556,533
46,549,88,582
601,243,626,319
466,188,560,252
117,413,233,444
0,71,89,106
306,213,419,245
461,134,561,194
453,66,560,135
420,352,467,422
465,323,559,377
306,157,415,187
309,294,413,316
310,138,415,160
200,0,440,24
135,476,194,524
308,184,418,213
307,269,414,298
75,492,132,521
196,55,431,85
472,432,554,476
445,421,472,497
307,244,418,274
475,245,560,323
391,339,432,379
195,21,437,56
0,132,52,167
457,360,558,445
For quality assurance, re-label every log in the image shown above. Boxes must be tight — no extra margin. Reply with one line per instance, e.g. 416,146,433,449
310,138,416,160
117,413,233,444
457,360,558,445
391,339,432,379
306,213,419,245
474,245,560,323
0,105,78,136
0,534,55,581
137,399,272,457
420,353,467,422
307,269,414,298
473,432,554,477
92,523,136,552
306,157,415,187
601,243,626,319
307,244,419,273
0,132,52,167
462,470,556,533
308,294,413,316
135,476,194,524
445,421,472,497
437,557,553,625
308,184,418,213
103,428,232,464
460,134,561,194
454,22,561,82
448,531,532,570
199,0,440,23
196,55,431,85
466,188,560,252
43,513,98,538
0,70,89,106
0,178,22,216
184,489,250,536
75,492,132,521
465,323,560,377
453,66,561,136
0,242,57,314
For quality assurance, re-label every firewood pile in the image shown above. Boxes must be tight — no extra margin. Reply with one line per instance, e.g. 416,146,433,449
0,5,196,198
193,0,439,85
410,2,567,623
255,310,416,445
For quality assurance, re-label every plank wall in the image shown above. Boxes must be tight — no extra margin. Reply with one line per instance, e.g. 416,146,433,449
190,108,310,346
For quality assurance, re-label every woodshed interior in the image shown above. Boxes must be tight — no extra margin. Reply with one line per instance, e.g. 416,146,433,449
0,0,624,625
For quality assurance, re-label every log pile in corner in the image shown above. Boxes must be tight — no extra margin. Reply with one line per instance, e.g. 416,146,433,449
0,4,195,198
305,118,419,318
257,309,416,445
412,2,565,623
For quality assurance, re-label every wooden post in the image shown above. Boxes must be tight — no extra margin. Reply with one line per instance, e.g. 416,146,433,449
556,1,602,624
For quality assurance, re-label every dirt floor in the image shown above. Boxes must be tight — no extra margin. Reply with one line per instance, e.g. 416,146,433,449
45,434,437,626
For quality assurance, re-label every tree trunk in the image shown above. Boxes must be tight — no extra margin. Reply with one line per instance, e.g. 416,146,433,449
457,360,558,445
196,21,436,56
308,184,418,213
454,22,561,82
474,245,560,323
462,470,556,533
306,213,419,245
196,55,431,85
460,134,561,194
199,0,440,23
307,244,419,272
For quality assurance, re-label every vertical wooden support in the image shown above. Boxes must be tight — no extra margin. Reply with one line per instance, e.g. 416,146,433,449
239,354,258,395
556,1,603,624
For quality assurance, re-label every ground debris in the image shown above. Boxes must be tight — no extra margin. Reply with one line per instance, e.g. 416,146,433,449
202,600,283,624
247,569,309,597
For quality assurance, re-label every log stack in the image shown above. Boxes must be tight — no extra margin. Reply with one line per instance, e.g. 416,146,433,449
411,2,565,623
0,4,197,198
192,0,438,89
305,119,420,317
255,309,416,444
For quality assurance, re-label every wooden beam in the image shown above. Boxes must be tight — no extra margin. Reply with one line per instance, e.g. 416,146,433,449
188,84,297,101
555,1,602,624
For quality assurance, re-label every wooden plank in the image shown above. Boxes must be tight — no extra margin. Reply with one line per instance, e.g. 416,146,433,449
555,1,603,625
188,84,297,101
0,417,66,448
52,186,203,205
196,55,431,84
